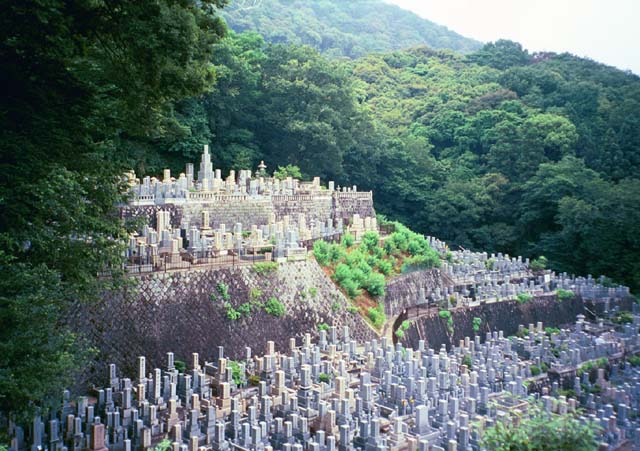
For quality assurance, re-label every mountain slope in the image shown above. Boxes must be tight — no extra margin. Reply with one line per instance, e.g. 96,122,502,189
221,0,482,58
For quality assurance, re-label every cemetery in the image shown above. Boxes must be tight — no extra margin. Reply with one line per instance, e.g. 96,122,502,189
9,309,640,451
10,144,639,451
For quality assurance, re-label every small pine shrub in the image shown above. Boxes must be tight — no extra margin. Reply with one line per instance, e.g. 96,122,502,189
395,329,404,339
264,297,286,317
556,289,575,301
318,323,330,332
517,293,533,304
308,287,318,297
318,373,330,383
529,256,548,271
472,317,482,333
367,304,386,329
341,233,355,248
253,261,278,274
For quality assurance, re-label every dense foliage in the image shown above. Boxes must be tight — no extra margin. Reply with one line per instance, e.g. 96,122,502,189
221,0,481,58
481,404,600,450
153,30,640,291
0,0,227,422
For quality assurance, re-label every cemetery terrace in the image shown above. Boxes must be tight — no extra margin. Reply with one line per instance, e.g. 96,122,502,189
10,309,640,451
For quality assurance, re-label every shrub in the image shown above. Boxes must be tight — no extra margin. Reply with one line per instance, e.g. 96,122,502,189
308,287,317,297
401,251,441,273
229,360,244,386
361,231,380,252
544,327,560,335
273,164,302,180
249,288,262,302
556,289,575,301
226,306,241,321
334,263,352,283
439,310,454,333
341,233,355,248
462,355,472,369
472,317,482,333
628,355,640,367
612,311,633,324
217,282,230,301
331,302,341,312
530,256,548,271
401,320,411,331
253,261,278,274
376,259,393,275
174,360,186,373
340,277,361,298
328,243,346,263
485,258,496,270
318,373,330,383
395,329,404,339
347,305,359,314
364,272,386,297
264,297,285,317
530,365,541,376
313,240,330,266
318,323,330,332
237,303,252,317
482,404,600,451
248,375,261,386
368,304,386,329
517,293,533,304
438,310,451,320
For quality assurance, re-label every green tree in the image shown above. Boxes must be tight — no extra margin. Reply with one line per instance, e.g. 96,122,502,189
481,404,600,451
0,0,227,423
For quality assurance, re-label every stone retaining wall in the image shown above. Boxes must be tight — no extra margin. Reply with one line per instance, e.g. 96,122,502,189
73,260,375,383
400,295,585,351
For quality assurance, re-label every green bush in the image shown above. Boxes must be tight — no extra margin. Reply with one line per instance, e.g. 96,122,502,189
361,231,380,252
472,317,482,333
313,240,331,266
628,355,640,367
401,251,441,273
401,320,411,331
395,329,404,339
217,282,230,301
376,259,393,275
612,311,633,324
341,233,355,248
249,288,262,301
485,258,496,270
328,243,346,263
530,256,548,271
517,293,533,304
308,287,317,297
347,305,359,314
556,288,575,301
439,310,454,333
364,272,386,297
253,261,278,274
544,327,560,335
530,364,541,376
318,373,330,383
174,360,186,373
226,306,241,321
237,303,252,317
318,322,330,331
462,355,472,369
331,302,341,312
334,263,352,283
264,297,286,317
368,304,386,329
340,277,361,298
229,360,244,386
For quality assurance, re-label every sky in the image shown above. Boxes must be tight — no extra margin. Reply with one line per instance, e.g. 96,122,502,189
385,0,640,74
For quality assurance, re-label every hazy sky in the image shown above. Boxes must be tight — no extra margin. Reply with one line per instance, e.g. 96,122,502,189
385,0,640,74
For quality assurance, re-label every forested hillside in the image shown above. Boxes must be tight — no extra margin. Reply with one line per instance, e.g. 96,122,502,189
221,0,481,57
144,36,640,292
